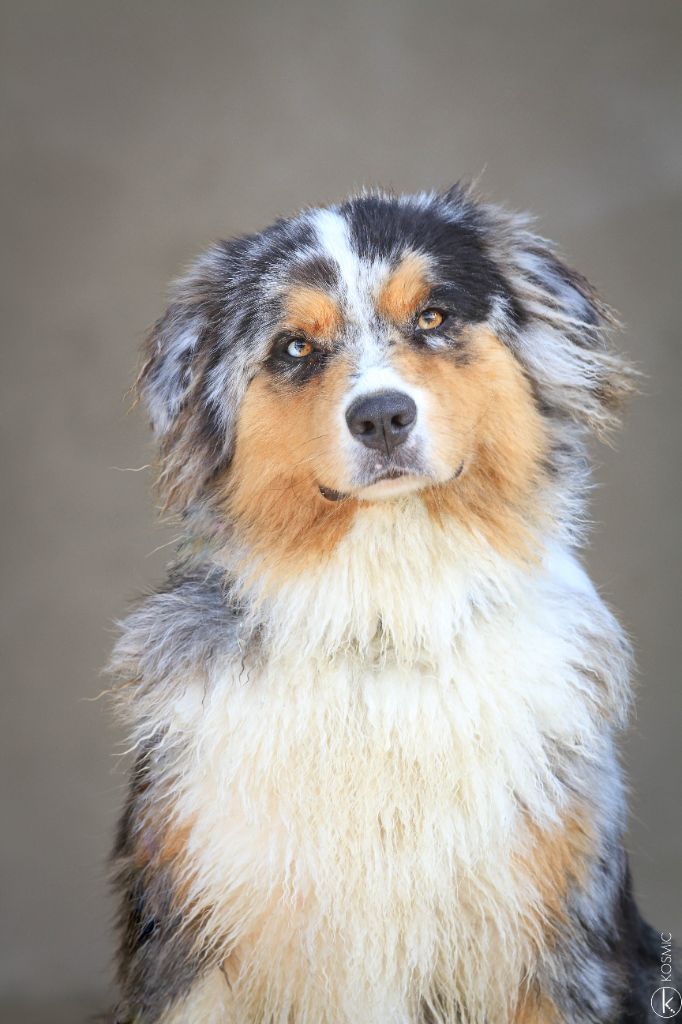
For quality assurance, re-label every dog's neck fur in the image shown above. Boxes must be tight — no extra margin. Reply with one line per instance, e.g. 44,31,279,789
213,496,567,669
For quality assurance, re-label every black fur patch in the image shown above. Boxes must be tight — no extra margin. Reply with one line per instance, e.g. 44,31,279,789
289,254,340,292
615,862,665,1022
542,848,662,1023
112,747,208,1023
341,191,508,325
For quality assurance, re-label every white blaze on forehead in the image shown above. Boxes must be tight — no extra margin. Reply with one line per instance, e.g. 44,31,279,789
312,208,383,324
312,207,392,377
311,209,358,292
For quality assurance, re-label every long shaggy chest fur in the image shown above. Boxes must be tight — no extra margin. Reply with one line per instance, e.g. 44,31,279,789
113,506,630,1024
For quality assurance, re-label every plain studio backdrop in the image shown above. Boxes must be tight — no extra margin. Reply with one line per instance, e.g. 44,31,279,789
1,1,680,1020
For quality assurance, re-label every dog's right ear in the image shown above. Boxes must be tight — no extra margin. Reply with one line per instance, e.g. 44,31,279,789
140,299,205,437
136,247,233,512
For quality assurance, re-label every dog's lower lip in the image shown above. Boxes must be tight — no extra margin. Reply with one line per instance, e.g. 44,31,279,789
377,468,409,481
319,471,412,501
319,462,464,501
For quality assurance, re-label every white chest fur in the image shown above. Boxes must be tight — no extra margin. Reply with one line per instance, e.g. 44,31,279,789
153,522,628,1024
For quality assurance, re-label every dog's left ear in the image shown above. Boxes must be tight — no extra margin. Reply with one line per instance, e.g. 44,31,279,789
136,244,239,511
500,222,638,437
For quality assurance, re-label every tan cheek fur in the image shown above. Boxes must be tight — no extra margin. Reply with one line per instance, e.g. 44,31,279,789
219,360,359,580
393,327,549,558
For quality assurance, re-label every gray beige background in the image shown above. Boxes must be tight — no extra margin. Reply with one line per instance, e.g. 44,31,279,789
1,1,681,1020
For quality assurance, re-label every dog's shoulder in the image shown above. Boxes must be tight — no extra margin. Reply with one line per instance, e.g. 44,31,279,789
109,563,242,691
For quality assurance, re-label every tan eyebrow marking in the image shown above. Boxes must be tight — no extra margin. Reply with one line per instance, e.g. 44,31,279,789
283,285,342,339
377,252,433,324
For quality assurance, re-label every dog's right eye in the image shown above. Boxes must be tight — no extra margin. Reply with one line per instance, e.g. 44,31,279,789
286,339,314,359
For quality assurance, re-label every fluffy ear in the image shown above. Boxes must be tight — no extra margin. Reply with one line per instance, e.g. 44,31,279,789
136,248,233,511
498,217,638,436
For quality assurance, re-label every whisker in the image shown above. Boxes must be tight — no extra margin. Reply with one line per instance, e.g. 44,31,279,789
146,535,184,558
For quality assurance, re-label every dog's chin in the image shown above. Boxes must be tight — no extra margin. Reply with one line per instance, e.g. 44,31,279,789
319,463,465,504
354,472,429,502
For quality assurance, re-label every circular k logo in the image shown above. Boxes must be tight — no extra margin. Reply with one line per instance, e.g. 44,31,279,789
652,987,682,1018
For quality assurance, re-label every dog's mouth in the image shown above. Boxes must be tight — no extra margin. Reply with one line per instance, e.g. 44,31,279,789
318,462,465,502
319,468,409,502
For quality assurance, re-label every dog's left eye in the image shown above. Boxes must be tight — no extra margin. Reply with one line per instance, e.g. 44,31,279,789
417,309,445,330
286,339,314,358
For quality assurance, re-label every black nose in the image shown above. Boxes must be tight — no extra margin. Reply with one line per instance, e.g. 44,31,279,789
345,390,417,455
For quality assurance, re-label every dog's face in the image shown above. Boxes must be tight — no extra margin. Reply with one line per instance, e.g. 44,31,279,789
234,237,538,503
140,187,632,570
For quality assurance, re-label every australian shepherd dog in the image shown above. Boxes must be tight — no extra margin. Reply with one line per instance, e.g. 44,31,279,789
108,186,663,1023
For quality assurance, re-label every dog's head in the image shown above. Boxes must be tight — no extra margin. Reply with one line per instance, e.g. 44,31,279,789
138,186,634,570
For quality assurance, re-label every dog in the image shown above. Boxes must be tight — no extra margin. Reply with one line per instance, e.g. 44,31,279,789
109,185,663,1023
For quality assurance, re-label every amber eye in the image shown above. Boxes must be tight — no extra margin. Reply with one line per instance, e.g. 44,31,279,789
417,308,444,330
286,338,314,358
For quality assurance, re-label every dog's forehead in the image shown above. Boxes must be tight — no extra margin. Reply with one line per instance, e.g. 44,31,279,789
263,207,400,323
308,208,397,322
276,209,436,370
255,197,503,333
